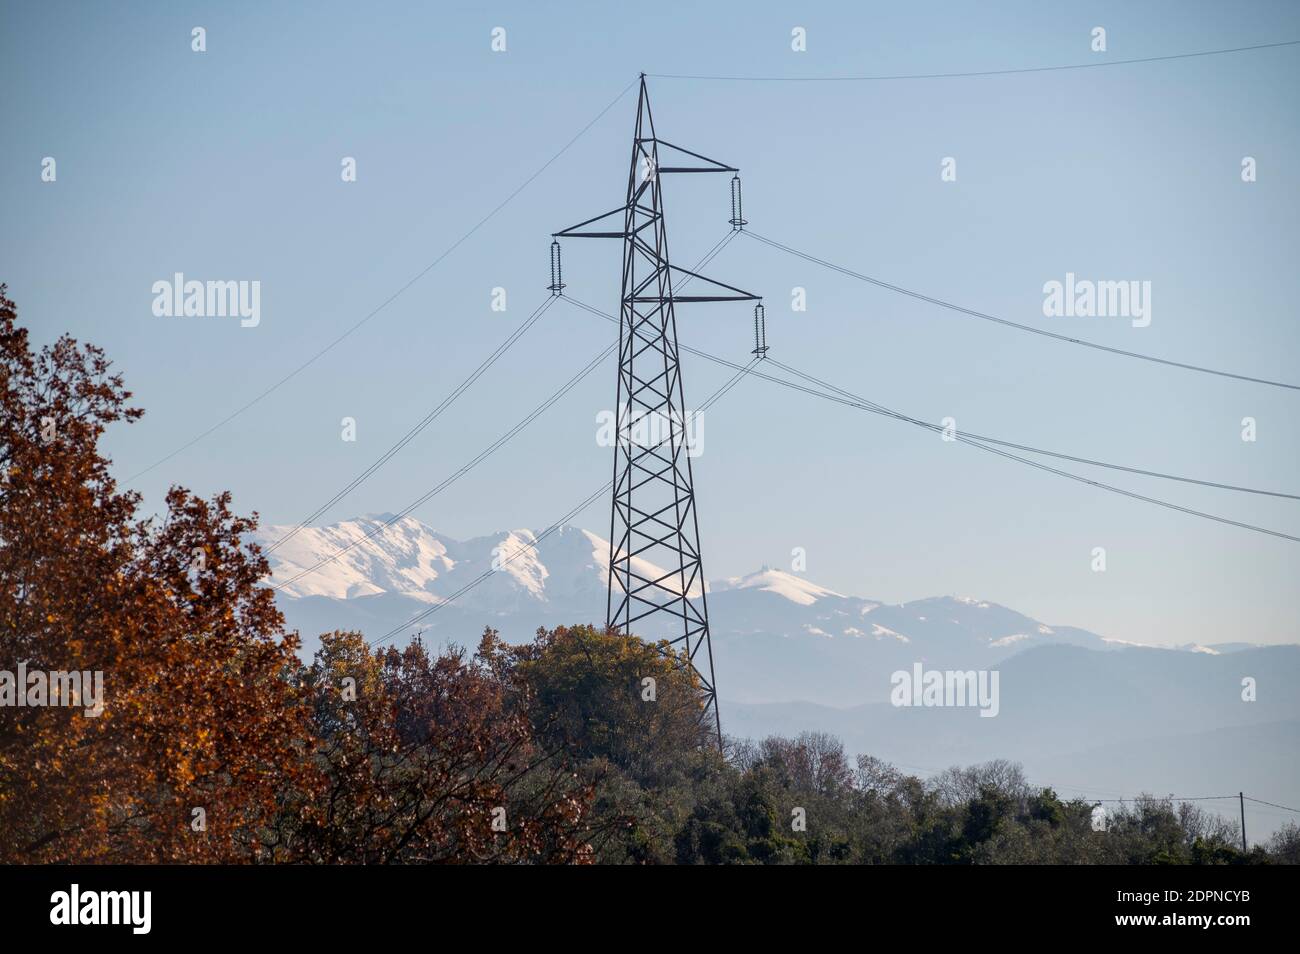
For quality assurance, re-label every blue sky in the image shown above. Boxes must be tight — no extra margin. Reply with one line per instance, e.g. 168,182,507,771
3,0,1298,648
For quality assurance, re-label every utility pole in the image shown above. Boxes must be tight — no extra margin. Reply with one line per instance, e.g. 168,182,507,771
1240,792,1248,853
553,75,758,745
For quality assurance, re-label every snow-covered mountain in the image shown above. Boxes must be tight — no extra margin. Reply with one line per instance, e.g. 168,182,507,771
261,514,699,613
710,567,844,606
255,514,1290,709
255,515,1142,702
266,515,590,606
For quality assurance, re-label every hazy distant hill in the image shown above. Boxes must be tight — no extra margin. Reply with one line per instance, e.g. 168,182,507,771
725,644,1300,839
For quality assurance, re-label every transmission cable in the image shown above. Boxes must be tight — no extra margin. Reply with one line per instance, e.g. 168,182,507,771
562,295,1300,544
266,294,559,553
649,39,1300,82
122,78,639,484
768,357,1299,501
369,356,761,648
564,295,1298,500
272,236,738,586
744,231,1300,392
271,341,615,591
1245,796,1300,814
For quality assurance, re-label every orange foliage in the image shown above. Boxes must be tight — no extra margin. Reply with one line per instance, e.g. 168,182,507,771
0,286,594,864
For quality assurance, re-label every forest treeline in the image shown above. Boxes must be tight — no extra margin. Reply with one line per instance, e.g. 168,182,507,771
2,285,1297,865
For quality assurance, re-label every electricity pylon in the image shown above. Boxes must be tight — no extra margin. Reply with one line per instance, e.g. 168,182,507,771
553,75,757,745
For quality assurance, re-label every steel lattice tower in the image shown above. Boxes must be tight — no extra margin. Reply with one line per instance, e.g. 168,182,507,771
554,76,757,744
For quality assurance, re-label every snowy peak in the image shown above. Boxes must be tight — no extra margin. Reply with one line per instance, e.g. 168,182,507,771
711,567,843,606
255,516,714,608
256,516,1120,659
260,514,456,602
259,520,574,607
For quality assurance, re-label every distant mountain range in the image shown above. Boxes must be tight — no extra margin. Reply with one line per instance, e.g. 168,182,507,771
255,514,1263,705
254,515,1300,838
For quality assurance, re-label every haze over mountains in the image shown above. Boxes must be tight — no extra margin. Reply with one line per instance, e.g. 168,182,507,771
255,515,1300,839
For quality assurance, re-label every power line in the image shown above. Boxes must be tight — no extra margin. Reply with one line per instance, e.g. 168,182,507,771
266,295,559,554
650,39,1300,82
845,758,1293,812
763,355,1300,543
561,296,1300,544
768,357,1300,501
270,341,615,592
369,357,761,648
1243,805,1299,816
744,231,1300,392
679,230,737,275
370,481,614,648
1246,796,1300,814
121,78,639,485
272,230,741,588
563,295,1298,504
1090,795,1238,803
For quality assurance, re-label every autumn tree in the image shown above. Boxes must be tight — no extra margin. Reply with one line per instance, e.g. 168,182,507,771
491,624,727,862
270,630,594,864
502,623,715,774
0,285,310,862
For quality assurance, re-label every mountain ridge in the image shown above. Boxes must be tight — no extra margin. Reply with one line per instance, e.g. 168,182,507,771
252,515,1286,683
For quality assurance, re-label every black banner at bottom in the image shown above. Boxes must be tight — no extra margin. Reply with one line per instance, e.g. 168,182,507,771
0,863,1284,940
